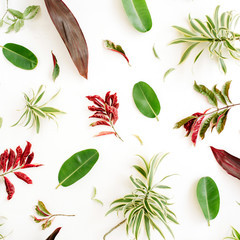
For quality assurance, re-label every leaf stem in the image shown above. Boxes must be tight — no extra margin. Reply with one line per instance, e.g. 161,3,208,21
109,119,123,142
103,219,126,240
204,103,240,116
51,213,75,217
0,166,22,177
1,0,8,20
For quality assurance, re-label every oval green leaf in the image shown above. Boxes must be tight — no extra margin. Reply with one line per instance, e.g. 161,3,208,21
122,0,152,32
133,81,160,121
2,43,38,70
57,149,99,188
196,176,220,226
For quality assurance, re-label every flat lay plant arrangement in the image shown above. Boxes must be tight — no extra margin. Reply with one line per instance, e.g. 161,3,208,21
1,0,240,239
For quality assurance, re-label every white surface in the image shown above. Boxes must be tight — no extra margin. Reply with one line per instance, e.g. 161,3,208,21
1,0,240,239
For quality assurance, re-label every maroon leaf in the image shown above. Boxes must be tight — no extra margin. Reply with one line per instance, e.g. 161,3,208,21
46,227,62,240
4,176,15,200
21,164,43,169
7,149,15,171
90,121,110,127
20,141,32,166
191,116,205,145
14,172,32,184
183,112,203,137
210,146,240,180
89,113,109,122
25,152,34,165
103,40,130,65
94,131,116,137
1,150,9,173
44,0,88,79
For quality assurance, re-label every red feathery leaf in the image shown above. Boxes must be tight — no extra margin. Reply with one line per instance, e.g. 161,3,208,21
20,141,32,166
4,176,15,200
14,172,32,184
1,150,9,173
90,121,110,127
7,149,15,171
25,152,34,165
21,164,43,169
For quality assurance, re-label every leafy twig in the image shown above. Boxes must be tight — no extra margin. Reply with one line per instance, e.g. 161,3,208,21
32,201,75,230
12,85,65,133
171,6,240,73
104,153,178,240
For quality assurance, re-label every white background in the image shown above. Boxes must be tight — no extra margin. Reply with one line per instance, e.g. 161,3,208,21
1,0,240,239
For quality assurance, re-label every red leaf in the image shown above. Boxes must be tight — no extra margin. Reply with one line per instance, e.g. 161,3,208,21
4,176,15,200
25,152,34,165
94,131,116,137
1,150,9,173
20,141,32,166
14,172,32,184
13,146,22,168
89,113,109,122
44,0,88,79
88,106,104,112
7,149,15,171
46,227,62,240
191,116,205,145
210,146,240,180
21,164,43,169
90,121,110,127
51,51,57,67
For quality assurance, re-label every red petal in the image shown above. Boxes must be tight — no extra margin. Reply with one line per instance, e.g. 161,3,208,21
4,176,15,200
14,172,32,184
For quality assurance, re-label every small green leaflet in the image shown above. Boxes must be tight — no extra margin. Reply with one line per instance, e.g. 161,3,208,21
153,45,160,59
133,134,143,145
57,149,99,188
91,187,103,206
163,68,175,81
0,117,2,128
1,43,38,70
103,40,130,65
122,0,152,32
51,51,60,81
196,176,220,226
133,81,160,121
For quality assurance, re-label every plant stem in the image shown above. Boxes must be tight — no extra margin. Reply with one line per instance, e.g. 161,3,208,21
0,166,22,177
109,119,123,142
1,0,8,20
51,213,75,217
103,219,126,240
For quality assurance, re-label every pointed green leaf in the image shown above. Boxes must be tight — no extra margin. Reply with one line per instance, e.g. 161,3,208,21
194,81,218,107
122,0,152,32
219,57,227,74
133,81,160,120
163,68,175,81
23,5,40,20
133,165,147,178
194,49,204,63
0,117,2,128
57,149,99,188
222,81,232,103
8,9,24,19
174,115,196,129
179,43,199,64
216,109,229,134
196,176,220,226
172,25,195,36
212,85,227,105
38,201,51,215
194,18,212,37
2,43,38,70
214,5,220,32
199,115,215,139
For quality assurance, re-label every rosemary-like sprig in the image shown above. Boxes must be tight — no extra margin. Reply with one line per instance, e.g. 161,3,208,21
12,85,65,133
171,5,240,73
104,153,178,240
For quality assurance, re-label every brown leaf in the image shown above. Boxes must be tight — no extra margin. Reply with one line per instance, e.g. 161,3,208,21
46,227,61,240
44,0,88,79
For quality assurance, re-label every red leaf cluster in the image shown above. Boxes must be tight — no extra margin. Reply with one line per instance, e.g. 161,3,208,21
87,92,122,140
0,142,42,200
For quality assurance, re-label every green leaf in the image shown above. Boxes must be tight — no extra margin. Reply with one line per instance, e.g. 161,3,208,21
179,43,199,64
8,9,24,19
40,107,64,113
0,117,2,128
194,49,204,63
219,58,227,74
122,0,152,32
51,51,60,81
174,115,196,129
0,19,3,27
199,115,215,139
163,68,175,81
38,201,51,215
222,81,232,104
172,25,195,36
214,5,220,32
196,176,220,226
144,216,151,240
153,45,160,59
133,165,147,178
57,149,99,188
194,81,218,107
216,109,229,134
133,81,160,120
23,5,40,19
2,43,38,70
14,19,24,32
212,85,227,105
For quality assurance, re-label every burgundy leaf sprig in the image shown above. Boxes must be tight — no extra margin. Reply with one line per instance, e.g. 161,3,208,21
0,141,42,200
210,146,240,180
174,81,240,145
86,91,123,141
32,201,75,230
46,227,61,240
